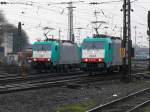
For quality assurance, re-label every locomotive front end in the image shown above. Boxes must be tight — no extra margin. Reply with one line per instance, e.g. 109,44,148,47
81,39,106,71
31,42,52,69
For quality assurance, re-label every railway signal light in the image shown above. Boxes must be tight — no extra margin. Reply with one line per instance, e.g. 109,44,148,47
120,48,126,58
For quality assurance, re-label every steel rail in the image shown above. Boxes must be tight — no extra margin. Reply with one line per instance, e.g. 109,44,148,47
87,87,150,112
0,71,123,94
127,100,150,112
0,73,88,94
0,68,149,95
0,71,84,84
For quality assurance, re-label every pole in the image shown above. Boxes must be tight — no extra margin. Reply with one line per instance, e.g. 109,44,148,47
59,28,61,41
134,26,137,53
148,11,150,70
122,0,127,79
149,34,150,69
76,27,83,44
122,0,132,81
120,27,123,39
94,10,98,29
67,2,76,43
127,0,132,76
93,10,100,35
18,22,22,52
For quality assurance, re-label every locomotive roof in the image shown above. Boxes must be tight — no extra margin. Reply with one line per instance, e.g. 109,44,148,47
92,34,121,40
33,40,59,45
33,40,77,45
83,37,112,43
83,34,122,43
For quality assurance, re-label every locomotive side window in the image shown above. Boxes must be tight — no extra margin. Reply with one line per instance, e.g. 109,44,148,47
109,43,111,49
55,46,58,51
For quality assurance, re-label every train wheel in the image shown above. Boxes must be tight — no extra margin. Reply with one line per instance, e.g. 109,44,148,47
119,65,122,72
107,67,112,73
59,66,63,72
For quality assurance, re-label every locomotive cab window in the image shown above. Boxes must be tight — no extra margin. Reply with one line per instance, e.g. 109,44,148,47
82,42,104,49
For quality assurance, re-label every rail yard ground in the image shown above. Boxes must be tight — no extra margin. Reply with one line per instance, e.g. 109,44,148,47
0,67,149,112
1,0,150,111
0,64,149,112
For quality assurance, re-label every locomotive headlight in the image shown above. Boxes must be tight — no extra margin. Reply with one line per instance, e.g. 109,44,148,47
98,58,103,62
85,58,88,62
34,58,37,61
28,60,32,63
48,59,50,61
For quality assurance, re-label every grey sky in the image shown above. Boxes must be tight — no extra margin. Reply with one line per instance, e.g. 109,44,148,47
1,0,150,46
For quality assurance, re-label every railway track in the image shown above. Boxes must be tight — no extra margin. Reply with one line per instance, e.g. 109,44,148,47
127,100,150,112
0,67,149,83
0,64,149,94
0,70,84,84
0,68,119,94
0,71,148,95
87,87,150,112
0,68,148,85
0,73,88,94
0,71,122,94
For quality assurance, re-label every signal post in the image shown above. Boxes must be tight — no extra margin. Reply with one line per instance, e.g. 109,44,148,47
148,11,150,70
122,0,132,82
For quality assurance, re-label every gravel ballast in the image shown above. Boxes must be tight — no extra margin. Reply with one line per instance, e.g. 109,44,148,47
0,77,149,112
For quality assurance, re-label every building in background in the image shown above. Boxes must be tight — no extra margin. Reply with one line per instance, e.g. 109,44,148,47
1,32,13,57
0,47,4,57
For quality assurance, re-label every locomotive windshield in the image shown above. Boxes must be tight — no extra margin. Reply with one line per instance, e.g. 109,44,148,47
82,42,104,49
33,44,51,51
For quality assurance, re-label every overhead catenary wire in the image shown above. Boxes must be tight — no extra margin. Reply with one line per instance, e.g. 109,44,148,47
1,0,149,44
0,1,124,23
